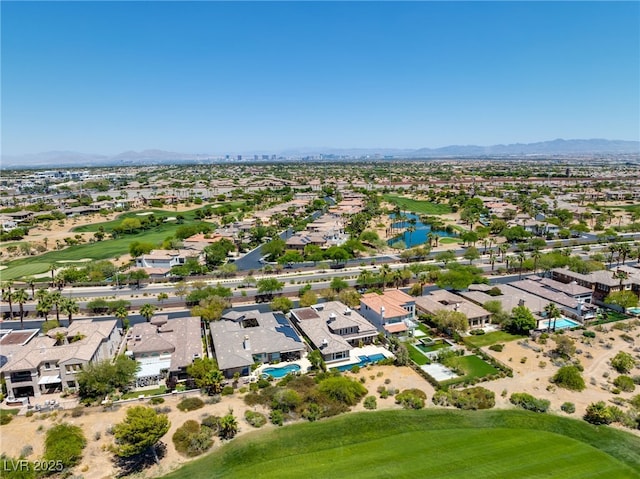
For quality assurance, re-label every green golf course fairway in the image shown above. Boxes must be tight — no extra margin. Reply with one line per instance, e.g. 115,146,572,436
161,409,640,479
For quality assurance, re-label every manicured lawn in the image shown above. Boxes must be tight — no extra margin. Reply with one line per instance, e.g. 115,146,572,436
439,237,462,244
383,194,452,215
120,385,167,399
407,344,430,365
463,330,526,348
0,219,214,280
456,354,500,378
161,409,640,479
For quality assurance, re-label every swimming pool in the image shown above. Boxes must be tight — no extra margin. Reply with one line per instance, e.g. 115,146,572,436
540,317,581,330
627,307,640,315
261,364,301,379
332,353,388,372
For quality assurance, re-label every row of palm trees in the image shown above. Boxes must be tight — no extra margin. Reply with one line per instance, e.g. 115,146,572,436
1,281,79,329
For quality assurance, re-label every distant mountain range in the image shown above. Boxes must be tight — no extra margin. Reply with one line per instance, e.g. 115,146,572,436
2,139,638,168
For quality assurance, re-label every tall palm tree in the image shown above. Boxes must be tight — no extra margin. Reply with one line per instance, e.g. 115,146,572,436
35,289,52,321
617,243,631,265
12,288,29,329
531,249,542,275
499,243,509,263
49,291,62,322
612,269,629,290
60,297,79,325
488,250,496,271
24,277,36,299
517,252,526,280
544,303,561,333
114,306,129,330
140,303,156,322
1,280,15,319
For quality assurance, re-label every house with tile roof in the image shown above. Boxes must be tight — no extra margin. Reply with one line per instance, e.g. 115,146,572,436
126,315,202,388
414,289,491,329
210,310,305,378
359,290,416,335
290,301,378,363
0,319,121,398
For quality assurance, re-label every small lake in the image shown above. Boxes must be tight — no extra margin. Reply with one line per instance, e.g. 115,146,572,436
387,213,456,248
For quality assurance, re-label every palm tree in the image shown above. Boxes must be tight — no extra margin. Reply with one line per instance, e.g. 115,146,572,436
12,289,29,329
544,303,561,333
1,281,14,319
499,243,509,263
517,252,526,280
617,243,631,265
488,250,497,271
35,289,52,321
531,249,541,274
140,303,156,322
612,269,629,290
218,413,239,440
60,297,79,325
114,306,129,330
49,291,62,322
24,277,36,299
157,292,168,306
379,264,392,290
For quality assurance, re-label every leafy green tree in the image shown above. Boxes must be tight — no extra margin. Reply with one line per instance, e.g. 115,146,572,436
261,238,286,260
203,239,235,267
435,250,456,265
338,288,361,308
508,305,536,334
129,241,154,258
257,278,284,295
299,290,318,307
113,406,170,462
128,269,149,288
431,309,469,334
551,366,585,391
77,356,139,402
553,335,576,359
604,290,639,309
271,296,293,313
139,303,156,322
330,277,349,292
463,246,480,265
191,296,230,322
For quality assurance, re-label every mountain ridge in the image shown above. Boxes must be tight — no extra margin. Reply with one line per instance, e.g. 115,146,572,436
2,139,638,168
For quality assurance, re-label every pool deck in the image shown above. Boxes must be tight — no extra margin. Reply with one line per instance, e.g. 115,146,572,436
327,345,394,370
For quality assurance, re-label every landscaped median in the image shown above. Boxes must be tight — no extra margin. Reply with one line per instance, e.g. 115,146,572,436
160,409,640,479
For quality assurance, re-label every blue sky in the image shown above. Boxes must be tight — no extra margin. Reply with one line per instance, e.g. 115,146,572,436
2,1,639,155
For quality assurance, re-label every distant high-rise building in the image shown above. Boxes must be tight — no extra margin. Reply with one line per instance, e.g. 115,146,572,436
254,155,259,161
262,155,269,161
237,155,242,161
271,154,276,161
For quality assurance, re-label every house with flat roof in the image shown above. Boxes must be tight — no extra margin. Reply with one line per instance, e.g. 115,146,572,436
0,319,121,398
460,284,551,316
126,315,202,389
359,290,416,335
414,289,491,329
551,267,635,303
290,301,378,363
210,310,305,378
510,278,596,321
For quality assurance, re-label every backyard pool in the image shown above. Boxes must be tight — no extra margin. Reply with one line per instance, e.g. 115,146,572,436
539,317,581,330
332,354,388,372
627,307,640,316
261,364,301,379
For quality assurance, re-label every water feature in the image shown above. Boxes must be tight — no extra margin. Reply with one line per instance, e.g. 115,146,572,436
387,213,456,248
261,363,301,379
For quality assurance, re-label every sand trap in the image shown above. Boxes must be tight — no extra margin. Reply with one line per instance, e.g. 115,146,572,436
56,258,93,263
136,212,154,216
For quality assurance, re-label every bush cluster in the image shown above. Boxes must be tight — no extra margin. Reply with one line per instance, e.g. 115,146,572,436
509,392,550,413
44,423,87,472
551,366,586,391
177,397,205,412
613,375,636,393
244,410,267,428
488,344,504,352
172,420,214,457
561,402,576,414
395,389,427,409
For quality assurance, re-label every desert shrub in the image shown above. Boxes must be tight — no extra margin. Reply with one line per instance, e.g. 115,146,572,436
149,396,165,405
630,394,640,409
257,378,270,388
469,329,485,336
0,413,13,425
301,403,322,422
395,389,427,410
432,390,451,406
561,402,576,414
582,330,596,338
317,376,367,406
613,375,636,393
221,386,234,396
270,409,284,426
551,365,586,391
172,420,214,457
201,415,220,431
71,406,84,418
20,444,33,457
611,351,636,374
244,410,267,428
363,396,377,410
177,397,204,412
44,423,86,471
350,365,360,373
488,344,504,352
272,388,302,413
584,401,614,425
509,392,550,413
450,387,495,410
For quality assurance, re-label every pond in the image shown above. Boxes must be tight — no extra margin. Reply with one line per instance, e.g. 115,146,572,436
387,213,457,248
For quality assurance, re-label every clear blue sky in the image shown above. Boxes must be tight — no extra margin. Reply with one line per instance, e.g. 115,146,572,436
2,1,639,155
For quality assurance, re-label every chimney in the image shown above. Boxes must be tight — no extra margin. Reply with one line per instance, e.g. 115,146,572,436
454,303,460,312
344,307,351,315
321,338,328,348
328,312,337,322
243,335,251,351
